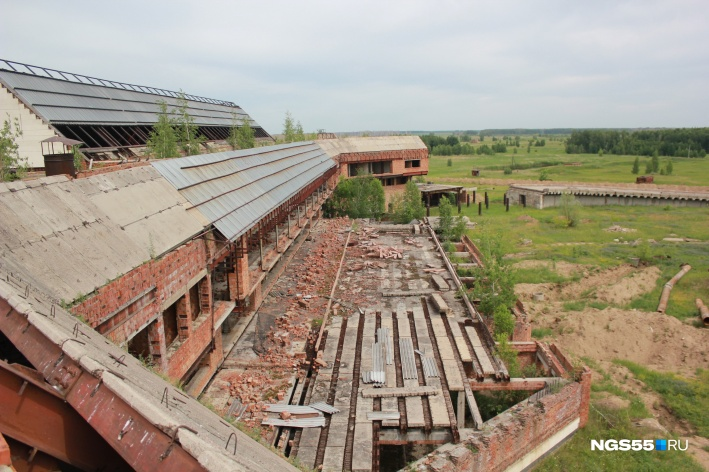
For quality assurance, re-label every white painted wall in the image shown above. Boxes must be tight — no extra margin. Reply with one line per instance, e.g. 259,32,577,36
0,84,59,168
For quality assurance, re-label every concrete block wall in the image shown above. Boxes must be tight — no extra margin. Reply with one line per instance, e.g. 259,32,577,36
414,369,591,471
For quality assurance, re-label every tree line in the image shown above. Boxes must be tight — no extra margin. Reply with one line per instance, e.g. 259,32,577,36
565,128,709,158
419,134,508,156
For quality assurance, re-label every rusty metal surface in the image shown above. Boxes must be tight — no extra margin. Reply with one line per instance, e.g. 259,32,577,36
0,267,300,472
696,298,709,325
657,264,692,313
0,360,131,471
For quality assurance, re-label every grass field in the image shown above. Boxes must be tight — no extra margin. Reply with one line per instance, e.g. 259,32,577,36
427,136,709,186
423,137,708,470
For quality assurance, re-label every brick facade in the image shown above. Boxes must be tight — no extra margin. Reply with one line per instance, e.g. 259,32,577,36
337,148,429,180
415,368,592,471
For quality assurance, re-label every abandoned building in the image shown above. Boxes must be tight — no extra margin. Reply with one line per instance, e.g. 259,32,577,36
0,60,590,471
0,59,271,167
506,183,709,209
318,135,429,189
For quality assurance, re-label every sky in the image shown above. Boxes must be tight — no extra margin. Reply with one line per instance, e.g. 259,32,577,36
2,0,708,134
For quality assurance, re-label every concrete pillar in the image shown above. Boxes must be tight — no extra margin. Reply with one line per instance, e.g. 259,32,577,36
457,391,466,427
259,237,264,270
297,206,301,227
274,224,279,252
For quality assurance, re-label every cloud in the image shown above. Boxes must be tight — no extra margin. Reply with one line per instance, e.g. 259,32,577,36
1,0,708,131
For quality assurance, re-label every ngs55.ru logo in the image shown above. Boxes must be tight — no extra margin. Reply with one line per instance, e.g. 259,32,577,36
591,439,688,451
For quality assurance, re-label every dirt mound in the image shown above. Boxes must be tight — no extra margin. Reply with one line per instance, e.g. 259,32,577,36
516,215,538,224
512,260,588,278
539,307,709,376
594,266,661,305
558,265,635,301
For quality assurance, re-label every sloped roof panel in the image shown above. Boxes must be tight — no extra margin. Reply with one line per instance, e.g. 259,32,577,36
152,142,337,241
0,166,205,300
0,68,262,131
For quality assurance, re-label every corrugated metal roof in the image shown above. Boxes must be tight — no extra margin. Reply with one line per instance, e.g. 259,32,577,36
0,267,299,472
264,405,322,415
399,338,418,381
261,417,326,428
0,67,265,131
152,142,336,241
309,402,341,415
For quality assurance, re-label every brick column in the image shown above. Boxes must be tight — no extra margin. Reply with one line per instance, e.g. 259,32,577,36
579,367,592,427
176,292,193,341
235,235,251,299
147,317,167,371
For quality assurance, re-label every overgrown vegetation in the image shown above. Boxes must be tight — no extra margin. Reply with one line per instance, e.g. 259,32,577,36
325,176,385,219
436,196,466,241
227,113,256,150
145,100,179,159
390,180,425,223
175,92,206,155
613,361,709,437
1,115,28,181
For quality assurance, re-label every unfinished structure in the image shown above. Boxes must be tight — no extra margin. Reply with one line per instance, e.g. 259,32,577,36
506,183,709,209
219,219,591,471
318,136,429,190
0,142,337,400
0,59,271,167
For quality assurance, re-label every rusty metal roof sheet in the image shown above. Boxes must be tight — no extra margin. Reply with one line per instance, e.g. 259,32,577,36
0,60,268,136
0,267,299,472
152,142,336,241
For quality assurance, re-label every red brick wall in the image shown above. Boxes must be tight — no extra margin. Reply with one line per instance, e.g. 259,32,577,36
337,148,429,179
166,309,219,380
72,239,210,377
417,371,591,472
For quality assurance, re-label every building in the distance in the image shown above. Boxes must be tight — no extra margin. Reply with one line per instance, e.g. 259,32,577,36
0,59,271,167
317,135,429,190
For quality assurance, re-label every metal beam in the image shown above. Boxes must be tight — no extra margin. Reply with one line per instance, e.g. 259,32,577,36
0,298,207,472
0,360,130,471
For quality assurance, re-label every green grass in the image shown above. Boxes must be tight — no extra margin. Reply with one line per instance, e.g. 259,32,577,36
427,136,709,187
531,327,553,338
563,301,586,312
613,361,709,437
534,402,702,472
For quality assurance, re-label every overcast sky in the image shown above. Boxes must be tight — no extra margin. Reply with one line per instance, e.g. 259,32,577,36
2,1,708,133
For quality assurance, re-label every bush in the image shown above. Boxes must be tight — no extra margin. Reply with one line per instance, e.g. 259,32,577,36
503,167,512,175
539,169,551,181
325,176,385,219
493,304,515,338
446,158,452,167
391,180,425,223
558,193,580,227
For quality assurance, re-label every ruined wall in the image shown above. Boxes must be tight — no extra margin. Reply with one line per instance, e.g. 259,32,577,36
337,148,429,179
415,369,591,471
72,239,210,375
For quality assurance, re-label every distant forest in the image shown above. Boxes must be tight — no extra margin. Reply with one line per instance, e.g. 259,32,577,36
565,128,709,157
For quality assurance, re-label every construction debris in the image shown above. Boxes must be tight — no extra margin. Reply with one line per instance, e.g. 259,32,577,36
697,298,709,325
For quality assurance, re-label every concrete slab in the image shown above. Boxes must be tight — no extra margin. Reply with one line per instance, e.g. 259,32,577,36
405,396,426,428
436,336,456,361
430,293,449,314
298,427,322,448
295,446,317,469
381,397,400,427
431,274,450,291
443,359,465,391
322,446,344,472
352,423,373,472
429,316,447,338
412,305,426,319
426,378,450,428
333,376,354,407
397,313,411,338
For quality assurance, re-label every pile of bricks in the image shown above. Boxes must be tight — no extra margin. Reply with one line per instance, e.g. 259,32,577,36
222,217,351,426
